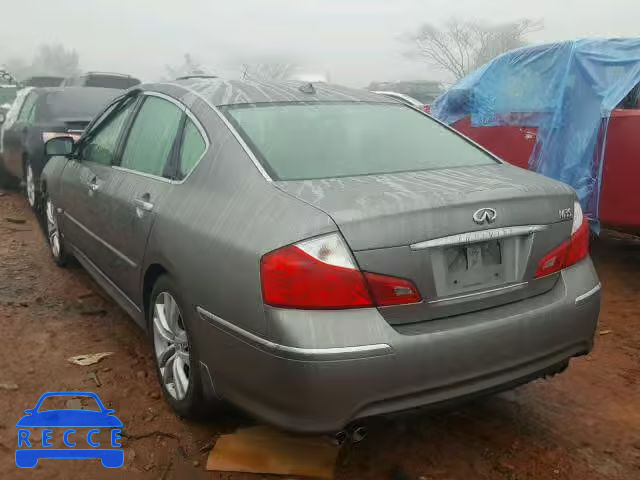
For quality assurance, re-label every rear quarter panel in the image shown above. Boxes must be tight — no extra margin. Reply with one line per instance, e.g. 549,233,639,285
142,99,336,339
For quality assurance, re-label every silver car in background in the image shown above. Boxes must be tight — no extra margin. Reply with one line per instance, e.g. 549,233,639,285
40,79,601,433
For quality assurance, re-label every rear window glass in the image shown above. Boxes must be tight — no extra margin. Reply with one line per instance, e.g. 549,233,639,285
223,102,497,181
37,90,119,122
84,75,140,89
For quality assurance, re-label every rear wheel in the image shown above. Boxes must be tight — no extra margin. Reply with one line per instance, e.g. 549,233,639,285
149,275,216,418
44,195,70,267
24,161,39,210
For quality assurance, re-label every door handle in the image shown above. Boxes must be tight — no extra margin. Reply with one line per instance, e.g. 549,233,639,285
134,197,154,212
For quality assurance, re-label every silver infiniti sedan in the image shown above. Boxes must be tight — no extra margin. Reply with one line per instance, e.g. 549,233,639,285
40,79,601,433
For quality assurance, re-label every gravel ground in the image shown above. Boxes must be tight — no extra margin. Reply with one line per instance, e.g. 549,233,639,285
0,191,639,479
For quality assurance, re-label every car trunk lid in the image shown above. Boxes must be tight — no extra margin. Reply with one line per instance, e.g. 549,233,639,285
275,164,576,323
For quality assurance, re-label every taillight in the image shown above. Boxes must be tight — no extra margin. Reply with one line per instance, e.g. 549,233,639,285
535,201,590,278
261,233,422,309
364,272,422,306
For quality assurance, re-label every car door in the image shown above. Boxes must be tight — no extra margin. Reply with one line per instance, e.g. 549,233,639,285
59,94,140,269
1,90,37,179
91,92,184,303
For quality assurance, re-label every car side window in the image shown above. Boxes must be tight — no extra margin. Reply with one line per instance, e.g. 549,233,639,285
17,93,37,123
26,97,40,124
119,95,183,178
82,98,137,166
177,118,207,179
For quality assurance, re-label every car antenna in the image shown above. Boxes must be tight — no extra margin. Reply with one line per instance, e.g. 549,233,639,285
298,82,316,94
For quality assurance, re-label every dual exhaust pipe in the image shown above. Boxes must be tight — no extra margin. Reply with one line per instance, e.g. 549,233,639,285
333,425,368,446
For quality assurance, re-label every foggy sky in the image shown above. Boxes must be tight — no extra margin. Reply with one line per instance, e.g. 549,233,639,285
1,0,638,86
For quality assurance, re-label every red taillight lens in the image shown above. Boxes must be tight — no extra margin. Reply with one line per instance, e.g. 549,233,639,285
535,219,590,278
364,272,422,306
261,243,373,309
261,233,422,309
564,219,590,267
535,240,569,278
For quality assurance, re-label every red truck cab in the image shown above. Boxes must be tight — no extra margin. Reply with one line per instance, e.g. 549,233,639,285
454,106,640,234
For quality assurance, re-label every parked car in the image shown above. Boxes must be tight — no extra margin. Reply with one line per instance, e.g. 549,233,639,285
372,90,429,112
368,80,442,104
0,87,120,207
0,84,19,123
60,72,141,90
41,79,600,433
22,76,65,87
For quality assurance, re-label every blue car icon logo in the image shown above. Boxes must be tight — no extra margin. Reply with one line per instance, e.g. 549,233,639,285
16,391,124,468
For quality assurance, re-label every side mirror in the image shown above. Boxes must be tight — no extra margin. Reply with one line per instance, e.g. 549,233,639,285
45,136,74,156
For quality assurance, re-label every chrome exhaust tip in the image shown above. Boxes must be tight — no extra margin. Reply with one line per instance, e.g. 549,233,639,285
351,425,368,443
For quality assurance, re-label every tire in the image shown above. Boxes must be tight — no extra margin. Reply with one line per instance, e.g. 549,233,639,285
44,194,71,267
24,160,40,211
149,275,216,418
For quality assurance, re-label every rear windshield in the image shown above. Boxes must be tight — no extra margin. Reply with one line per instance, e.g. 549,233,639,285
84,75,140,89
37,90,120,122
223,102,497,181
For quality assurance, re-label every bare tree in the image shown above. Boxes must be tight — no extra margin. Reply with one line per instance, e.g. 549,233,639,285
30,44,80,77
242,63,297,81
404,19,542,81
165,53,206,79
2,44,80,81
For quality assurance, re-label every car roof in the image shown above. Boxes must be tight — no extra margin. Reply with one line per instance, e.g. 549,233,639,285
29,86,122,96
147,78,398,107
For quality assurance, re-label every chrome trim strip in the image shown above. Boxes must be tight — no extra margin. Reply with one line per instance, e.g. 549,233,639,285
64,212,137,268
196,306,392,359
575,283,602,305
411,225,549,250
167,82,274,182
428,282,529,304
111,165,176,183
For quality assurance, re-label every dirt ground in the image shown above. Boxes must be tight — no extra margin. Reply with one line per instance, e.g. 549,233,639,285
0,191,639,480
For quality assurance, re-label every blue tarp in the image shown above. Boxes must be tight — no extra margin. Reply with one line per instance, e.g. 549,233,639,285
432,39,640,225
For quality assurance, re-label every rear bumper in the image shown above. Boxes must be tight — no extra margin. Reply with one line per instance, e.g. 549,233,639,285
196,259,600,433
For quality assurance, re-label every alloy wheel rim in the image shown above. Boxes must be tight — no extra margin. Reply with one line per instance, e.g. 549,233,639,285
152,292,190,400
45,199,61,259
26,165,35,207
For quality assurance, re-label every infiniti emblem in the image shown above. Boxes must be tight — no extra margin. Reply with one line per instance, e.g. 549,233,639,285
473,208,497,225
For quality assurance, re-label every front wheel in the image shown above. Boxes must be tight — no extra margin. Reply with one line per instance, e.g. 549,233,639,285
45,195,70,267
149,275,217,418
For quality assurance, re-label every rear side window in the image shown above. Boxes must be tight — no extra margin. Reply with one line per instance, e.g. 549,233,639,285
177,118,206,179
119,96,183,177
224,102,497,181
